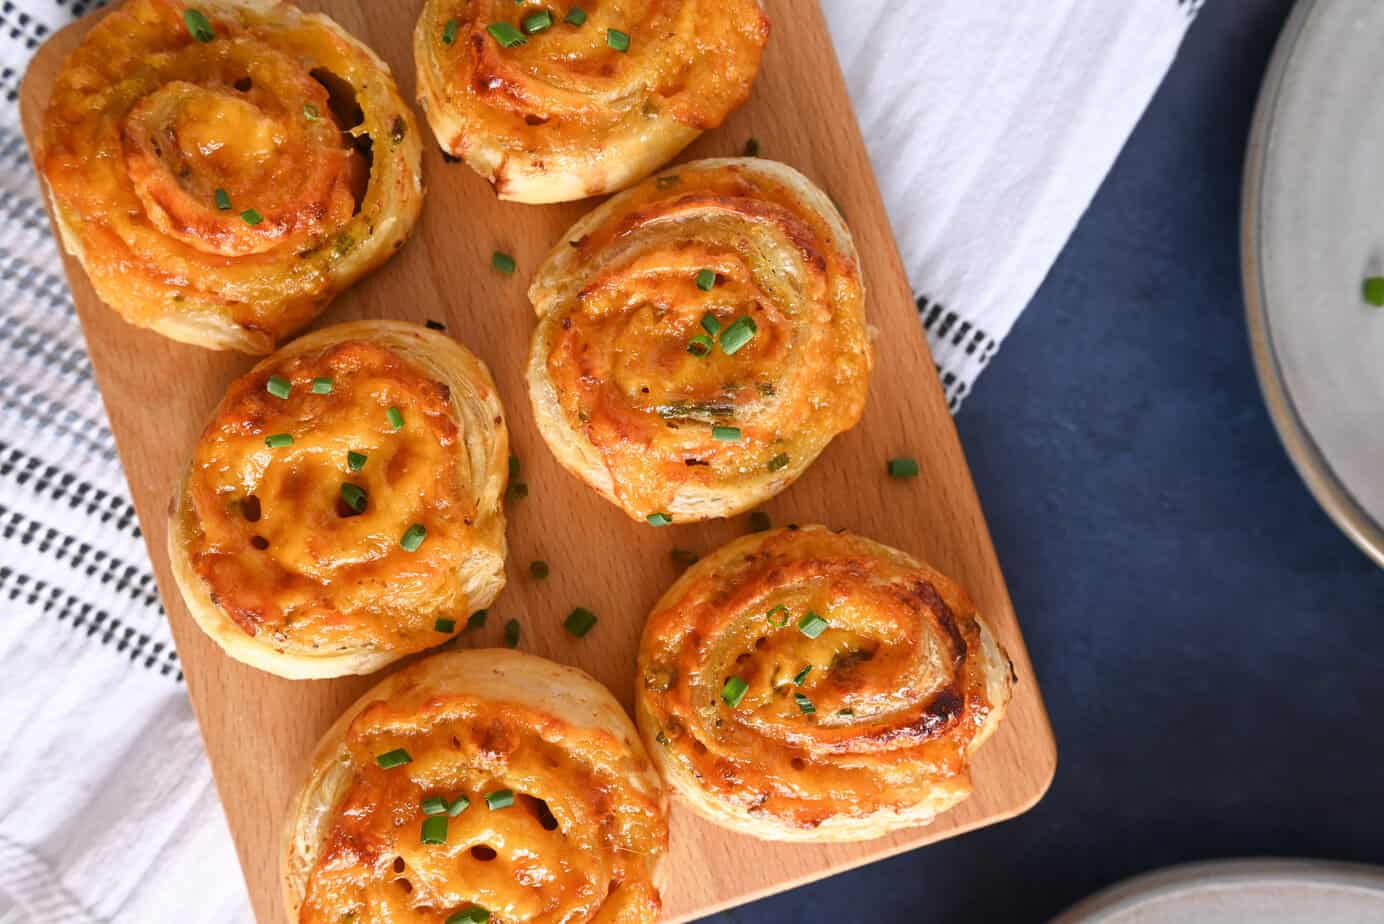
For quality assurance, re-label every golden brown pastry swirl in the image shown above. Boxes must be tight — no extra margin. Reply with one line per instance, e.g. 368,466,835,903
527,158,871,523
414,0,770,202
635,525,1014,841
283,650,669,924
40,0,423,353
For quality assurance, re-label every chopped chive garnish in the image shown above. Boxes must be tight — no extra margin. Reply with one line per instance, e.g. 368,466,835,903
183,9,215,42
340,483,367,513
311,377,334,394
656,174,680,189
468,609,489,629
485,789,516,810
744,137,761,157
671,547,699,566
421,796,449,815
388,406,405,430
766,604,789,627
426,319,446,331
487,22,527,47
767,453,790,472
607,28,630,51
887,457,920,479
442,18,459,45
700,312,721,335
522,10,553,33
214,187,231,211
347,451,367,472
564,7,587,26
503,617,520,647
792,665,812,685
446,908,489,924
695,269,717,291
719,316,757,354
748,511,771,532
448,795,470,817
564,607,597,637
492,250,517,274
240,208,263,226
687,334,713,357
794,693,816,714
797,612,829,639
712,425,742,442
400,523,427,551
838,708,855,716
1364,276,1384,306
421,815,448,844
529,560,549,579
435,618,456,633
376,748,412,769
266,375,292,399
304,103,320,121
721,676,748,708
264,433,293,448
508,482,529,500
508,455,520,479
646,512,672,526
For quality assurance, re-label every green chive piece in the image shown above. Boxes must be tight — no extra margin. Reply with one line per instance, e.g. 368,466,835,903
492,250,517,274
529,560,550,579
448,795,471,817
719,316,757,354
671,547,699,566
435,618,456,633
442,18,459,45
508,455,520,479
797,612,829,639
656,174,680,189
522,10,553,33
687,334,713,357
421,796,449,815
564,607,597,637
646,512,672,526
748,511,771,532
564,7,587,26
695,269,717,291
446,908,490,924
311,377,334,394
721,676,748,708
838,708,855,716
508,482,529,500
421,815,448,844
264,433,293,448
767,453,790,472
792,665,812,686
266,375,292,399
214,188,231,211
744,137,761,157
347,451,367,472
183,9,215,42
240,208,264,226
700,312,722,335
1364,276,1384,307
340,482,367,513
388,406,405,430
400,523,427,551
887,457,920,479
503,617,520,647
766,604,789,627
485,788,516,810
794,693,816,714
303,103,320,121
487,22,527,47
375,748,412,769
607,28,630,51
468,609,489,629
712,425,742,442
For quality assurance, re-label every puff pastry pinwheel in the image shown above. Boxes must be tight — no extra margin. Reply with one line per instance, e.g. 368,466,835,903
38,0,423,354
414,0,770,203
167,321,507,679
283,649,669,924
526,157,871,524
635,525,1014,842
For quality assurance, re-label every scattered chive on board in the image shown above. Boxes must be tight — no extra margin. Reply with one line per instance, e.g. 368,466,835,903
748,511,771,532
468,609,489,629
508,481,529,500
797,612,829,639
721,676,748,708
400,523,427,551
509,455,520,479
1364,276,1384,307
487,22,526,47
529,560,550,579
183,9,215,42
564,607,597,637
485,789,516,810
435,618,456,633
744,137,761,157
504,617,520,647
375,748,411,769
264,433,293,448
671,547,699,566
492,250,517,274
887,457,920,479
607,28,630,52
266,375,291,398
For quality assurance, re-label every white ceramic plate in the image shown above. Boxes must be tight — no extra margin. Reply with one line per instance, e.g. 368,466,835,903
1051,859,1384,924
1244,0,1384,567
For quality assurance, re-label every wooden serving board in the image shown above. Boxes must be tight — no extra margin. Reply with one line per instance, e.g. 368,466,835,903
20,4,1057,921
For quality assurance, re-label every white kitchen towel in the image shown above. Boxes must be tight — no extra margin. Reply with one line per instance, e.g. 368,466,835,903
0,1,1198,921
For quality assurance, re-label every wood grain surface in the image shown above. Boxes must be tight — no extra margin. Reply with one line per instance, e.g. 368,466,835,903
20,3,1057,921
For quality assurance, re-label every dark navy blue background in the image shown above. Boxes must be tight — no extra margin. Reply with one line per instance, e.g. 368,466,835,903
720,3,1384,921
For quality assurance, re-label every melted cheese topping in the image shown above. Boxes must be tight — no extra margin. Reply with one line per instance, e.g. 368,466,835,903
187,340,479,653
530,162,871,519
638,526,1005,832
41,0,421,352
300,695,665,924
